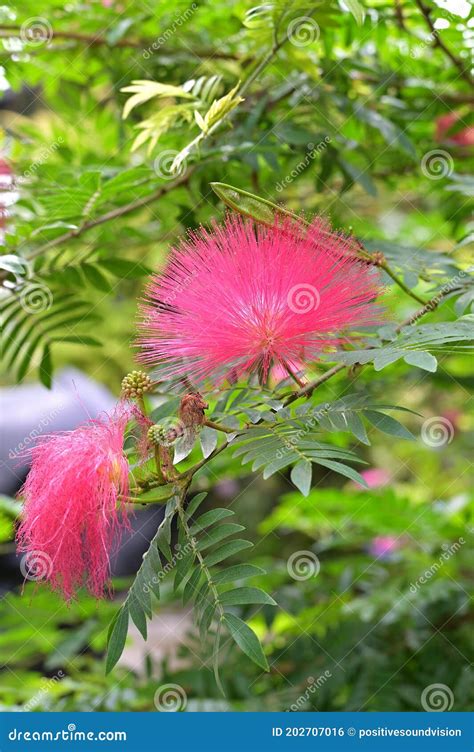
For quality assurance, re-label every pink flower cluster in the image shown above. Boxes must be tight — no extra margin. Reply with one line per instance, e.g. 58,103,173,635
138,215,382,385
17,408,130,600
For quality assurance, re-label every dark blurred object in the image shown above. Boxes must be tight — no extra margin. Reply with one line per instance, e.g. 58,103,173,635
0,367,116,495
0,84,42,115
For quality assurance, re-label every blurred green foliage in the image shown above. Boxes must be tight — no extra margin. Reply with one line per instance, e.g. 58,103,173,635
0,0,472,713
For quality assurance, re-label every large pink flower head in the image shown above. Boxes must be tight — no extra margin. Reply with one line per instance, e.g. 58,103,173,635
16,407,131,600
138,215,383,385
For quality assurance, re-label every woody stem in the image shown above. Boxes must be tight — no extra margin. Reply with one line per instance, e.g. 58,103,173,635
282,360,306,388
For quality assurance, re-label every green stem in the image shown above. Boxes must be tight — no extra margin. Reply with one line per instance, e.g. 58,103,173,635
204,419,235,434
282,360,306,388
378,259,427,306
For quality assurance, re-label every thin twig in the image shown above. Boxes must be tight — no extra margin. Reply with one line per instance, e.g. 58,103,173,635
283,285,460,405
26,170,192,260
414,0,472,85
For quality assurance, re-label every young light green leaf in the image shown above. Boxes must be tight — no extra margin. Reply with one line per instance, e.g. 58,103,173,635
290,460,312,496
403,351,438,372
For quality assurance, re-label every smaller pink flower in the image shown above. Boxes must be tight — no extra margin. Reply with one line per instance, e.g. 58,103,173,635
355,468,390,490
16,407,131,600
368,536,399,558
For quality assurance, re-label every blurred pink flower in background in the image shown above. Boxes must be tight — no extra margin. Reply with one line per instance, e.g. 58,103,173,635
16,407,131,600
435,112,474,147
353,468,390,490
368,536,400,558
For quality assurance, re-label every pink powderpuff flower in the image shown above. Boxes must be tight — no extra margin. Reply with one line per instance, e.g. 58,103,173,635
16,407,131,601
138,215,383,385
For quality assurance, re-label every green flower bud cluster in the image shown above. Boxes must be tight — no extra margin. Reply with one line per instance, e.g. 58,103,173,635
121,370,152,398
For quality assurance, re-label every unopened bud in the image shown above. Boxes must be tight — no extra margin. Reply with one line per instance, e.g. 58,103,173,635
121,370,153,398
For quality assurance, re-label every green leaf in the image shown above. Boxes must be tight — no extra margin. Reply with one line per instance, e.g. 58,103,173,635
189,508,234,535
212,564,266,585
182,567,202,604
106,607,129,674
220,587,276,606
38,345,53,389
204,539,253,567
290,460,312,496
224,613,269,671
174,550,195,591
128,593,147,640
403,351,438,372
186,492,208,519
197,523,245,552
364,410,414,440
200,427,218,458
344,0,365,25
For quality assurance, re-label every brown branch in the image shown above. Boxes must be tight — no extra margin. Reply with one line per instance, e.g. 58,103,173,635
0,25,145,49
0,25,240,59
414,0,472,86
283,285,462,405
27,170,193,260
